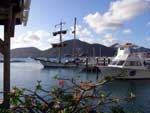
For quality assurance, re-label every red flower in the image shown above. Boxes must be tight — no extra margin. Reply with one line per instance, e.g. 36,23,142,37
57,80,65,87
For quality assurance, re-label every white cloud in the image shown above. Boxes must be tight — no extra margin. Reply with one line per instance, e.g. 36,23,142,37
84,0,150,33
47,36,60,46
123,29,132,34
70,25,118,46
11,30,51,50
11,26,94,50
146,37,150,41
70,25,95,43
10,28,118,49
101,33,117,46
84,12,123,33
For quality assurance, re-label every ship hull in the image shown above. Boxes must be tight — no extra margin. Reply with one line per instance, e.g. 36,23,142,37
39,59,78,68
101,66,150,80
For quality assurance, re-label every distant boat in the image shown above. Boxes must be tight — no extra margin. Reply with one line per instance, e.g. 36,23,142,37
0,58,27,63
101,43,150,80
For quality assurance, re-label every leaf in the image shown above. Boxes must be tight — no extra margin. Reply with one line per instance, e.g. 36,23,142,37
111,106,125,113
24,96,32,106
36,80,42,90
63,108,70,113
10,96,20,106
129,92,136,99
99,91,106,98
111,97,120,103
36,103,43,110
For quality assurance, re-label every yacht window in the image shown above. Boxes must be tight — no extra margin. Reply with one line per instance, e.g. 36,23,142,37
144,60,150,66
137,62,142,66
117,61,125,65
111,61,117,65
125,61,142,66
120,47,124,50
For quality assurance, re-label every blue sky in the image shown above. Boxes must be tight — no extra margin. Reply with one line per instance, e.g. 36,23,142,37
7,0,150,50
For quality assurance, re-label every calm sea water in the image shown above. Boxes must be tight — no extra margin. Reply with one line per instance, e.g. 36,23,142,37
0,61,149,112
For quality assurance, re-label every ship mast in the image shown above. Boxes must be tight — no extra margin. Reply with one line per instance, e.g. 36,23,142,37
53,20,67,63
72,17,77,58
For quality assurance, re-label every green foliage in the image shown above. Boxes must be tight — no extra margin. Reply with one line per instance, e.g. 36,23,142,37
111,106,125,113
111,97,120,103
24,95,33,106
0,108,10,113
36,80,42,90
9,87,23,106
4,77,139,113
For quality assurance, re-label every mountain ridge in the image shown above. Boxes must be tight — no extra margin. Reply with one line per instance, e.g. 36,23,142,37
8,39,150,58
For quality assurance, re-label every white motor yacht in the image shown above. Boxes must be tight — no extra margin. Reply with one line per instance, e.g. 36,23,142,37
101,43,150,80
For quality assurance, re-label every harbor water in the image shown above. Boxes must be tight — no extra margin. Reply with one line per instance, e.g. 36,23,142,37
0,61,149,112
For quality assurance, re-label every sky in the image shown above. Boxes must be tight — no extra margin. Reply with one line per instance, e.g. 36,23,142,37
1,0,150,50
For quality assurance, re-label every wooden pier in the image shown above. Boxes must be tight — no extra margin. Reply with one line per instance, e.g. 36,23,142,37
80,57,112,73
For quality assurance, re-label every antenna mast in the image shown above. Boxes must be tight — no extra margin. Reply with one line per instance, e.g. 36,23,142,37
53,20,67,63
72,17,77,58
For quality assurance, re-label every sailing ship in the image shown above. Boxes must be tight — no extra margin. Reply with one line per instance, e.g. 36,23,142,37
38,18,80,68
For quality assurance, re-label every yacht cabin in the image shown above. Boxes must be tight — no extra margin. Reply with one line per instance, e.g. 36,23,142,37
108,43,146,70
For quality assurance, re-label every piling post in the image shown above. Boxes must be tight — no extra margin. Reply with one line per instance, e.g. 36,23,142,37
108,58,110,64
103,57,106,66
96,57,99,65
86,57,88,68
3,23,11,109
2,5,15,109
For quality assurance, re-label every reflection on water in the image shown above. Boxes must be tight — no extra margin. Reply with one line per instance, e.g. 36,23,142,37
0,62,149,112
102,80,150,112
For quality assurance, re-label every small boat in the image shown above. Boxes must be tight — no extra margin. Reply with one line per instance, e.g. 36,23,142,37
101,43,150,80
